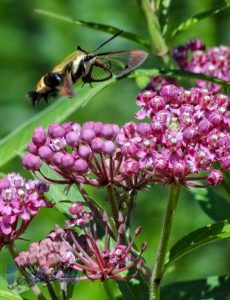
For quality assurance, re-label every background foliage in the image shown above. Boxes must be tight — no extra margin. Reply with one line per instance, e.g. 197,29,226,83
0,0,229,299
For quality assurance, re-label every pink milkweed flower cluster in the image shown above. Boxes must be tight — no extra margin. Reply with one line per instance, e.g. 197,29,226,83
117,85,229,187
173,39,230,92
22,86,229,189
15,226,72,284
15,203,146,283
22,122,151,190
0,173,51,247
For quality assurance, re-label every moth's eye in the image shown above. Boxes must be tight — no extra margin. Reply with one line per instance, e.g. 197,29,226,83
44,72,62,88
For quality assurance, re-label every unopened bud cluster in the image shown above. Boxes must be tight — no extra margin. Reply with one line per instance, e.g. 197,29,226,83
22,122,149,190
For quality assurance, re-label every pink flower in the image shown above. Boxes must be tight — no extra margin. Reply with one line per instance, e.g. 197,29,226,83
116,85,230,187
0,173,51,247
173,40,230,92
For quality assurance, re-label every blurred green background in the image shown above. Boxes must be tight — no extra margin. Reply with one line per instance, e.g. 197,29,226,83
0,0,229,299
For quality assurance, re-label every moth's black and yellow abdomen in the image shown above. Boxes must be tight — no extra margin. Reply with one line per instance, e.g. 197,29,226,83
27,72,62,105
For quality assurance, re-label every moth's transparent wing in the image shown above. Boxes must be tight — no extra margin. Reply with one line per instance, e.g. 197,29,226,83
83,61,112,83
97,50,148,77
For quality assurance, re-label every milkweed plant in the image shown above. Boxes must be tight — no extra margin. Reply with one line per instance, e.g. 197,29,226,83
0,1,230,300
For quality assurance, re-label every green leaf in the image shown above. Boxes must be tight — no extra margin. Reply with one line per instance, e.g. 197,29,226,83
165,219,230,270
117,275,149,300
170,5,229,37
161,274,230,300
0,290,23,300
34,9,151,49
117,281,137,300
130,68,230,89
33,163,83,215
189,186,230,221
0,79,114,168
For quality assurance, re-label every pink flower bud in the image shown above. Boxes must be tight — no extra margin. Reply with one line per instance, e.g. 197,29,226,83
73,159,89,175
78,144,92,158
81,129,96,143
207,170,223,185
61,154,74,168
51,153,63,167
48,123,65,138
27,141,38,154
66,131,80,147
32,131,47,146
102,141,115,155
91,137,103,152
22,154,41,171
38,146,53,161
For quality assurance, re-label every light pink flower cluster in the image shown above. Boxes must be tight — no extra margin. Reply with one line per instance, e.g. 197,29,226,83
16,204,146,283
173,39,230,92
0,173,51,247
15,226,72,283
22,122,149,190
116,85,230,187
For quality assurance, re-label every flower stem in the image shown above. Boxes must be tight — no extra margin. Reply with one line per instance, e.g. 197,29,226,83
7,243,47,300
125,190,137,229
138,0,168,57
149,184,180,300
47,282,59,300
107,184,120,231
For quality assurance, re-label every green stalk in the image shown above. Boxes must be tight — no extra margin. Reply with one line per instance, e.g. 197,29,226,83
46,282,59,300
8,243,47,300
107,184,120,232
103,280,115,300
125,190,137,229
150,184,180,300
138,0,168,56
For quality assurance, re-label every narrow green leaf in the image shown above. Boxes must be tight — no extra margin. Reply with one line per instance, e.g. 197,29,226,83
0,79,114,168
117,275,148,300
130,68,230,89
171,5,229,37
117,281,137,300
161,274,230,300
0,290,23,300
165,219,230,270
34,9,151,49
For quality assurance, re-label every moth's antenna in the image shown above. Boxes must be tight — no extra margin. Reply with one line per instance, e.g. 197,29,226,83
93,30,123,52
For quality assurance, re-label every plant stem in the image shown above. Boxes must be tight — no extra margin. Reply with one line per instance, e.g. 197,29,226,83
125,190,137,229
78,184,115,239
47,282,59,300
7,243,47,300
107,184,120,231
138,0,168,56
103,280,115,300
149,184,180,300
